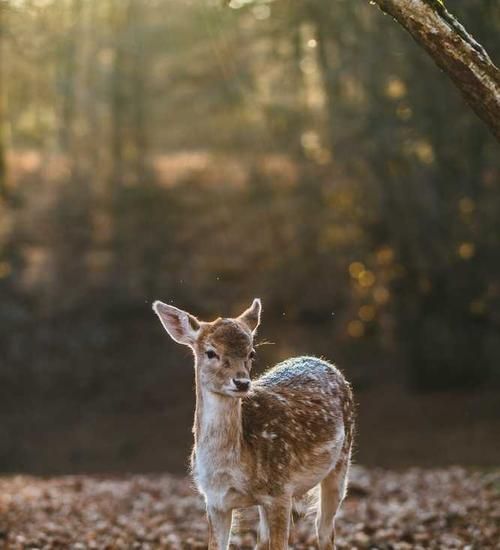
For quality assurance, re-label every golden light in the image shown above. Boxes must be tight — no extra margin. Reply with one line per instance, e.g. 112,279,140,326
458,197,475,215
253,5,270,20
458,242,475,260
349,261,365,279
396,104,412,121
229,0,251,9
359,304,376,322
0,262,12,279
300,131,320,151
307,39,317,48
358,270,376,288
385,77,407,100
10,0,53,7
414,140,435,165
313,148,332,165
376,246,394,265
347,320,364,338
374,287,390,304
299,58,317,75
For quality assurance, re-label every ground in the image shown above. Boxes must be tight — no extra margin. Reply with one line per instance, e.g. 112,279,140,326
0,467,498,549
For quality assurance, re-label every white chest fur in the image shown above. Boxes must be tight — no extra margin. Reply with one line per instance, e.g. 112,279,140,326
193,446,251,510
193,391,256,510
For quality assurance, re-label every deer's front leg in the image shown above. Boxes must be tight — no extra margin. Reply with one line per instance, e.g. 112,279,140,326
264,497,292,550
207,505,233,550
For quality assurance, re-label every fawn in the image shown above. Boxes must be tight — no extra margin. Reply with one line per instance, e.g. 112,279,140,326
153,298,354,550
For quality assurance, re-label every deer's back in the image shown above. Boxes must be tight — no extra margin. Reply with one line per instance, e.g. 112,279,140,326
242,356,354,497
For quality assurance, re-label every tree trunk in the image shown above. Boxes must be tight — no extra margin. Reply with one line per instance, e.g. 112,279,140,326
0,1,7,200
314,18,337,155
59,0,83,177
371,0,500,141
110,0,133,187
0,84,6,201
129,0,148,183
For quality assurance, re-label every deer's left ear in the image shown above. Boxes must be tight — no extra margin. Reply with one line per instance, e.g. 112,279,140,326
238,298,262,334
153,301,201,347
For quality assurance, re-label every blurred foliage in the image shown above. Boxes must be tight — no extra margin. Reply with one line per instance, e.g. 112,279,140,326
0,0,499,391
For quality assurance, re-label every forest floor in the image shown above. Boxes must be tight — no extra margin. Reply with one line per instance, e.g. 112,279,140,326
0,467,499,549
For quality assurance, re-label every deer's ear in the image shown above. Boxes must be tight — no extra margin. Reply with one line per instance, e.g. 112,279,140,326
153,301,200,346
238,298,262,334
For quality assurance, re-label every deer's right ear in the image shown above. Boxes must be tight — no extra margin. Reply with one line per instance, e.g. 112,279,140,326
153,301,200,347
238,298,262,334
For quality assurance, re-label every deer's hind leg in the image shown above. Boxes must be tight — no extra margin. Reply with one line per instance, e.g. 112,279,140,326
255,498,292,550
255,505,270,550
316,455,350,550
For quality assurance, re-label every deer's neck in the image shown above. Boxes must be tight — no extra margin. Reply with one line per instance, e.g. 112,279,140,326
194,377,243,456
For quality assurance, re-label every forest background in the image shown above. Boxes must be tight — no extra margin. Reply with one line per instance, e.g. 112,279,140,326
0,0,499,474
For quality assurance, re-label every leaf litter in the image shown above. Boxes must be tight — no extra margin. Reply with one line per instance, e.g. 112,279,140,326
0,466,498,549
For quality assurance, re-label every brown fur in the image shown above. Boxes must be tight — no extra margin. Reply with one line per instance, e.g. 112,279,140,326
198,318,253,359
153,299,355,550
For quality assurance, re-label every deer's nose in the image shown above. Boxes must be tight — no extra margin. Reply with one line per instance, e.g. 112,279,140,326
233,378,250,392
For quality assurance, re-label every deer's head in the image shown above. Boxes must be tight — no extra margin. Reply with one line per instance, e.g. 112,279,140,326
153,299,261,398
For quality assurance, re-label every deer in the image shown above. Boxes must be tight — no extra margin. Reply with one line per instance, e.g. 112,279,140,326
152,298,354,550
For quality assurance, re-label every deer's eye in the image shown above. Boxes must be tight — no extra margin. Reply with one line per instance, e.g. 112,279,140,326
249,349,256,360
206,350,219,360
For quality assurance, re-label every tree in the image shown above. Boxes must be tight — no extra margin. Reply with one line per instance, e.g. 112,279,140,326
0,1,7,199
371,0,500,141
